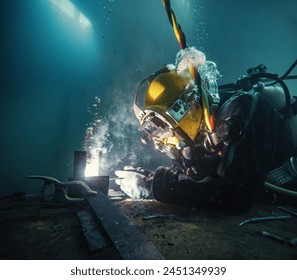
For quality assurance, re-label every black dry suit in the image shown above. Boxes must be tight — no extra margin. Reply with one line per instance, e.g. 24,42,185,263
151,89,295,211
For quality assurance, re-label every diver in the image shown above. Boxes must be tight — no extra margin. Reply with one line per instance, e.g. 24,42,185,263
115,47,297,211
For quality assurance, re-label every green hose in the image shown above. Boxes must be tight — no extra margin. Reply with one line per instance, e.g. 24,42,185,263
264,182,297,198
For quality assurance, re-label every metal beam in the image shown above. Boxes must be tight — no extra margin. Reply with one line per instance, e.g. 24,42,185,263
87,192,165,260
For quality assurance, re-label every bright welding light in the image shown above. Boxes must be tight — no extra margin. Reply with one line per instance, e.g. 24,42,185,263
50,0,92,28
85,150,100,177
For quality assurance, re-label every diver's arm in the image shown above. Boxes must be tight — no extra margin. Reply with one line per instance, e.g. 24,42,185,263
151,166,256,211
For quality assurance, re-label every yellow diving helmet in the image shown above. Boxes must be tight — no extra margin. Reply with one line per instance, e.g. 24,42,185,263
133,64,204,160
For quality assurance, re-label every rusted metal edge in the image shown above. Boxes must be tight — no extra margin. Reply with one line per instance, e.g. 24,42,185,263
77,209,112,253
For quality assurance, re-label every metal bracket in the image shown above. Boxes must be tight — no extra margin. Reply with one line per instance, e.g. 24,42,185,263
26,175,97,204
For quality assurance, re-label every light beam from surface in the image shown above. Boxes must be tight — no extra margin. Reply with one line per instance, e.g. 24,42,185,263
50,0,91,28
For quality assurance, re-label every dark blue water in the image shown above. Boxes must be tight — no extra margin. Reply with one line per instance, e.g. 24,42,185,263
1,0,296,195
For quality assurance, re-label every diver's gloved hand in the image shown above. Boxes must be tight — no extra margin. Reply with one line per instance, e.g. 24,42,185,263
114,166,154,199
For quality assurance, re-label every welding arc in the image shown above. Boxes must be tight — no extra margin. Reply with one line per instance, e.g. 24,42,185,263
162,0,188,49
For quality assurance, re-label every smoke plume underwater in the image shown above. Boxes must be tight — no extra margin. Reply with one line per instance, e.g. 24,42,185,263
82,87,170,178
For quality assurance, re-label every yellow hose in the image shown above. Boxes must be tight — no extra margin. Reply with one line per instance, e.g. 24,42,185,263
202,92,213,132
171,12,182,44
162,0,187,49
189,66,213,132
162,0,214,132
